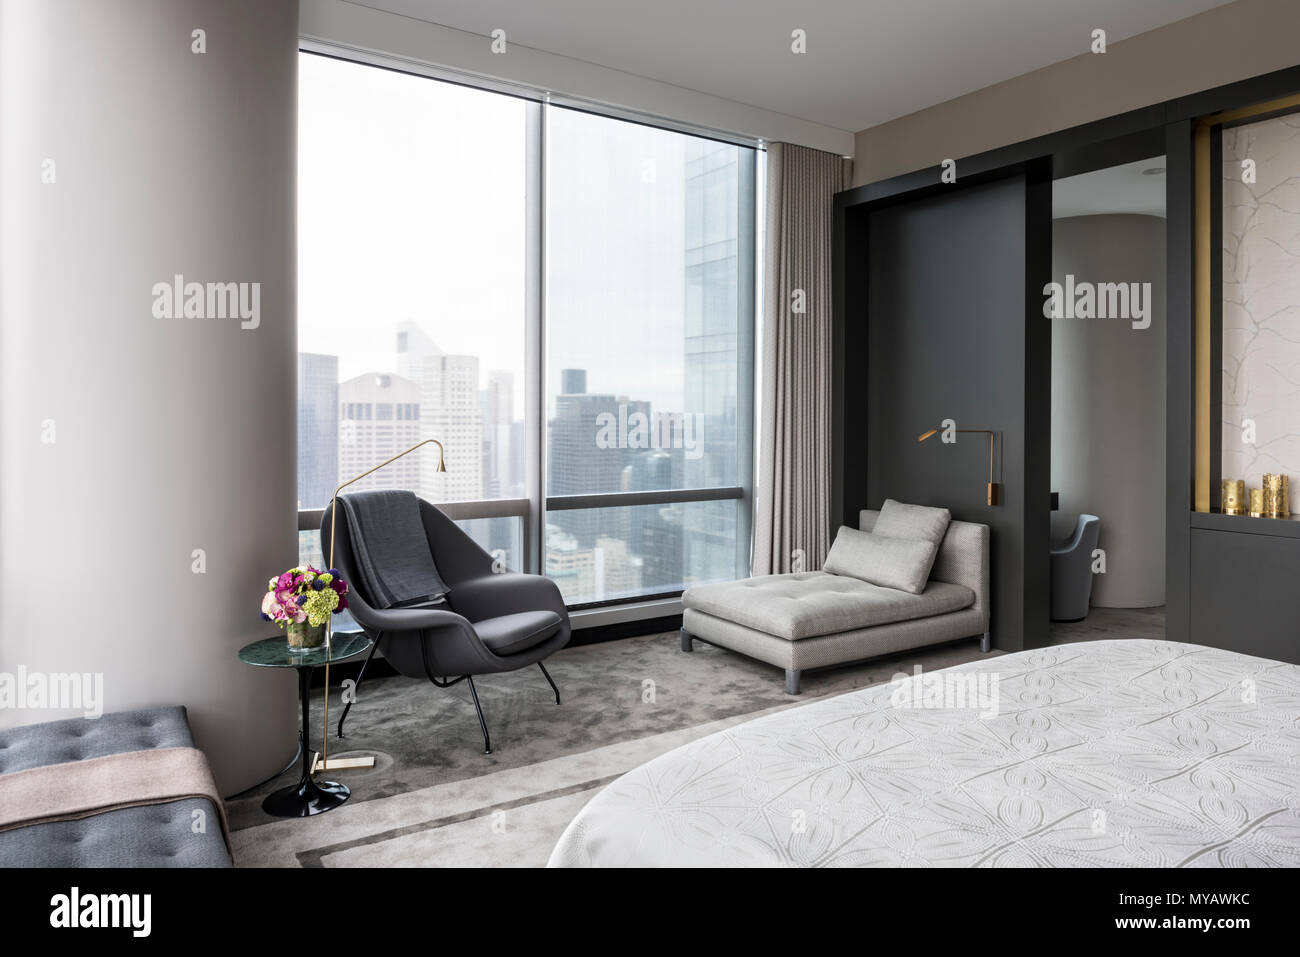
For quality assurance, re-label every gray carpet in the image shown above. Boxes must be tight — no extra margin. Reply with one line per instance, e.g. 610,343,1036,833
230,609,1165,866
1050,605,1165,644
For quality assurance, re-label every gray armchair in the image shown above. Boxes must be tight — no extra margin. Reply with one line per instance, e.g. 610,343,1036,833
1050,513,1100,622
321,496,570,754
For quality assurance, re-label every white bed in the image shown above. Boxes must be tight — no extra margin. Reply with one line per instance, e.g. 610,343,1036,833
549,640,1300,867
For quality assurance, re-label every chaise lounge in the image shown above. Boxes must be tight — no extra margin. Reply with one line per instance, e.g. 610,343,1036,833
681,505,990,693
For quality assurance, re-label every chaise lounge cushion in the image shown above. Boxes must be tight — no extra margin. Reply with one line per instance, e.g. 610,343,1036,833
823,526,935,594
682,572,976,641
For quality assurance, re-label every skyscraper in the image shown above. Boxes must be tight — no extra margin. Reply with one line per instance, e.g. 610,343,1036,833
395,320,484,503
548,369,649,544
338,372,422,493
482,369,515,498
297,352,338,508
681,139,742,588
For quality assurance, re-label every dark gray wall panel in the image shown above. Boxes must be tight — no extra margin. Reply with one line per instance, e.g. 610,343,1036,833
864,174,1048,651
1189,528,1300,663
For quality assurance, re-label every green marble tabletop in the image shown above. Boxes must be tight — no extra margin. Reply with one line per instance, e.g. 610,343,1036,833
238,631,372,668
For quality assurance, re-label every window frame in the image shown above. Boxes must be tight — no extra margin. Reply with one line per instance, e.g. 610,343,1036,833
296,45,760,613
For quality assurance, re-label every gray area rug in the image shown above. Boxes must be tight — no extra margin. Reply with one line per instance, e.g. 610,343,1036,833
230,611,1162,867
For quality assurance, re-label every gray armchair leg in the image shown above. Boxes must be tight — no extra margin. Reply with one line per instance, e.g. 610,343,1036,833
538,661,561,705
680,628,693,653
465,676,492,755
980,632,991,653
785,668,801,695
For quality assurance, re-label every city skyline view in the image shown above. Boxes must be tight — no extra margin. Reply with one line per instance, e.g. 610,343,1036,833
297,52,753,605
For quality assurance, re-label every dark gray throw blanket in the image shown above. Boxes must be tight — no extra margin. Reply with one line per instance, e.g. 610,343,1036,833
338,490,448,608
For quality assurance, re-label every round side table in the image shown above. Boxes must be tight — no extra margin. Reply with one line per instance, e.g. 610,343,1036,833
238,632,372,817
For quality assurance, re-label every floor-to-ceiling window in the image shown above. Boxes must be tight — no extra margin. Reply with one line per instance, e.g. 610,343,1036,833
297,52,756,612
544,107,754,604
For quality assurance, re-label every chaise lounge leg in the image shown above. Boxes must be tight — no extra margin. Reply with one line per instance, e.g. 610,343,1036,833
465,676,492,755
785,668,801,696
538,661,561,705
680,628,693,653
980,632,991,653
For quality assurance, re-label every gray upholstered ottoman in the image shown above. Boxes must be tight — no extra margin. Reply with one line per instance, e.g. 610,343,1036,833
0,707,232,867
681,509,990,693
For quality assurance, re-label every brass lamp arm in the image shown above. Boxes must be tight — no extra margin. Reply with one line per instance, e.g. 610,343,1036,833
326,438,446,572
917,427,999,505
319,437,447,777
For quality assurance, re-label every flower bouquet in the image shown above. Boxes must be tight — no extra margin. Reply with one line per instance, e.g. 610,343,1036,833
261,566,349,649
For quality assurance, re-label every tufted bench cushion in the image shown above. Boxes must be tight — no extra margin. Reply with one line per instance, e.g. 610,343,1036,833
682,571,975,641
0,707,232,867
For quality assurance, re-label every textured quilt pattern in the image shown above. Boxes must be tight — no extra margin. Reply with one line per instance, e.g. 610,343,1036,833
548,640,1300,867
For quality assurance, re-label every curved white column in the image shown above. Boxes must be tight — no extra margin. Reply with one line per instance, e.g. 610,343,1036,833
0,0,300,792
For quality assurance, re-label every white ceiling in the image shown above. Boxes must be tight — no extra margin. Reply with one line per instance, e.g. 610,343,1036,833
355,0,1234,132
1053,158,1168,219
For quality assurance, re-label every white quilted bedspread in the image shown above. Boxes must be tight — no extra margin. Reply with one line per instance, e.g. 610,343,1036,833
548,640,1300,867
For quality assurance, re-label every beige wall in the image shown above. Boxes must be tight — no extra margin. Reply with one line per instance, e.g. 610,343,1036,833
0,0,300,794
853,0,1300,186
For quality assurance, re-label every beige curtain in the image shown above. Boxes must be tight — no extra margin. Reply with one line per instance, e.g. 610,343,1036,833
753,143,851,576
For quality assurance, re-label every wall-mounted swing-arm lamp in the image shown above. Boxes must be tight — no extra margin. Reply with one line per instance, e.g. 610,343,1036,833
314,438,448,775
918,428,1000,506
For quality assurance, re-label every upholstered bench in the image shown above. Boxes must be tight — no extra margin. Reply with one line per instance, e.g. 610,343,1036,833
681,507,990,693
0,707,232,867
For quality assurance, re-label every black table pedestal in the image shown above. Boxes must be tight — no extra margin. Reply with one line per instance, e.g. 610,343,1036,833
262,664,350,817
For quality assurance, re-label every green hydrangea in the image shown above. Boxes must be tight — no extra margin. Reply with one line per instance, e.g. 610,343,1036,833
301,588,339,627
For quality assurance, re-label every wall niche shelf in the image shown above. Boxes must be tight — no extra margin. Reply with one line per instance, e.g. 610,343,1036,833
1190,509,1300,540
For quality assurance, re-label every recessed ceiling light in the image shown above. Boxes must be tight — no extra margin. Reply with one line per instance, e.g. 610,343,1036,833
1142,167,1166,176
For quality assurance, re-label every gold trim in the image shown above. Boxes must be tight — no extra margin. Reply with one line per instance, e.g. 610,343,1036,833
1202,92,1300,127
1193,92,1300,512
1194,121,1211,512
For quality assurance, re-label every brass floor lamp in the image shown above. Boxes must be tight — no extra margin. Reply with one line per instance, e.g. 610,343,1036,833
918,427,1000,506
313,438,447,776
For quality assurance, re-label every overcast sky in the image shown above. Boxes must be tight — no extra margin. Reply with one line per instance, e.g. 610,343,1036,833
297,52,724,419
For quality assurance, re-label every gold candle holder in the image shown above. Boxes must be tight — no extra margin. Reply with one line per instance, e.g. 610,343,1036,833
1249,488,1265,518
1221,479,1246,515
1263,474,1289,518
